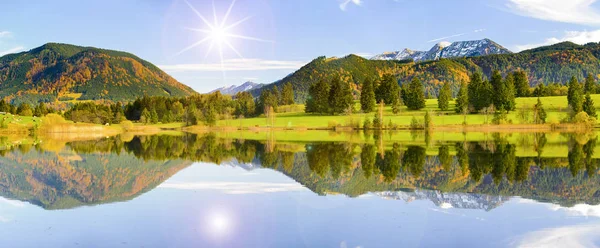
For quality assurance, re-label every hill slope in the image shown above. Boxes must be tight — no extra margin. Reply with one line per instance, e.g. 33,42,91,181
0,43,196,104
252,41,600,102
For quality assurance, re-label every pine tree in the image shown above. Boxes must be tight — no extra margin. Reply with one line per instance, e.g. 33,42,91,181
438,82,451,111
455,82,469,114
140,108,151,124
258,89,278,114
533,98,547,124
405,77,426,110
492,71,516,112
468,72,492,112
360,78,376,113
584,74,596,94
568,76,583,113
513,71,530,97
150,109,159,124
583,93,597,118
375,74,400,105
305,79,330,114
281,82,295,105
328,77,354,115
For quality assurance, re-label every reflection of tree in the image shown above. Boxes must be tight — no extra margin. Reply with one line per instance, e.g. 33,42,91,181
402,146,426,178
376,143,401,182
361,144,376,179
455,142,469,175
438,145,452,172
568,142,584,177
583,138,597,178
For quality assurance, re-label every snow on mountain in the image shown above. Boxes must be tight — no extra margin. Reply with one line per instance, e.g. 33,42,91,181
371,38,511,62
376,189,508,211
211,81,264,95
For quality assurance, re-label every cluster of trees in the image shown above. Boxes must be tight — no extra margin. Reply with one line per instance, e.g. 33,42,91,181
358,74,426,114
453,71,518,114
258,82,296,114
566,76,597,118
64,102,125,124
305,78,354,115
0,100,55,117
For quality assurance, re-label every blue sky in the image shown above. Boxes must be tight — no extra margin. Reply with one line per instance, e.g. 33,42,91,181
1,0,600,93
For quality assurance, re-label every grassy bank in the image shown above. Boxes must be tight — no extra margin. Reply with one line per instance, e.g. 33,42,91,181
206,95,600,130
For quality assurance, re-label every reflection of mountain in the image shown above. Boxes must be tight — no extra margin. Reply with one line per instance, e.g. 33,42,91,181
1,133,598,210
0,148,191,209
376,189,508,211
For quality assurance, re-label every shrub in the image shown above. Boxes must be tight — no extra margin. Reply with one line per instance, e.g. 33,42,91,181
363,118,372,130
573,112,596,127
345,116,361,129
410,116,423,130
121,120,135,131
327,120,339,129
41,113,67,125
373,113,383,130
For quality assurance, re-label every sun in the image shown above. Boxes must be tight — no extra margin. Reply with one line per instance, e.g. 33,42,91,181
178,0,272,69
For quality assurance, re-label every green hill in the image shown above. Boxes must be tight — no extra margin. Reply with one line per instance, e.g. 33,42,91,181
252,41,600,102
0,43,197,104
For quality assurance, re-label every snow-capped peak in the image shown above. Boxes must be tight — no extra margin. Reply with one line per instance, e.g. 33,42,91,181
371,38,511,62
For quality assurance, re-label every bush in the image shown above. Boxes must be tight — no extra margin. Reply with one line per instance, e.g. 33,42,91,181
121,120,135,131
573,112,596,127
345,116,361,129
373,113,383,130
410,116,423,130
363,118,372,130
41,113,67,125
327,120,339,129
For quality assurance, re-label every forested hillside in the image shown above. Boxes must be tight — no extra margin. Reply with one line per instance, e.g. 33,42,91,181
252,41,600,102
0,43,196,104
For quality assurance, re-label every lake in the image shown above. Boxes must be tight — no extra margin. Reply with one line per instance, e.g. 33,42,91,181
0,131,599,247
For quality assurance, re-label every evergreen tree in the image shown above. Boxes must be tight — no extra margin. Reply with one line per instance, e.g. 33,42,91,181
258,89,278,114
203,104,218,126
438,82,451,111
492,70,516,112
455,82,469,114
375,74,400,105
360,78,376,113
305,79,330,114
533,98,547,124
281,82,295,105
468,72,492,112
140,108,151,124
584,74,596,94
272,86,280,105
405,77,426,110
513,71,530,97
583,93,597,118
0,100,9,113
568,76,584,113
16,103,32,116
150,109,159,124
234,91,256,117
328,77,354,115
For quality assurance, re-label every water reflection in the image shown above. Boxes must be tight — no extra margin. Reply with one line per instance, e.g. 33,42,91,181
0,132,597,210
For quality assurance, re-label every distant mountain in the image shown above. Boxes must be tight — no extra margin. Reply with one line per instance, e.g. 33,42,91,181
0,43,196,104
371,38,512,62
377,190,508,211
252,41,600,102
211,81,264,95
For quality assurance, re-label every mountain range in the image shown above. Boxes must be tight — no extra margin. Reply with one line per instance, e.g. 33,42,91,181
0,43,196,104
370,38,512,62
251,40,600,102
210,81,263,95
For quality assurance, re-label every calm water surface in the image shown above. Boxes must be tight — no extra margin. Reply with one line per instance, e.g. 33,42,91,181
0,132,599,248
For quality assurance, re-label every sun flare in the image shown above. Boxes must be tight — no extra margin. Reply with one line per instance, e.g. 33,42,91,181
178,0,272,71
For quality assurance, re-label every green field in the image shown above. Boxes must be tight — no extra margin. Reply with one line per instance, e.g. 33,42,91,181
216,95,600,128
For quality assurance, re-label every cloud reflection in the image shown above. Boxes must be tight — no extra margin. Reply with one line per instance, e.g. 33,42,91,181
158,181,306,194
515,224,600,248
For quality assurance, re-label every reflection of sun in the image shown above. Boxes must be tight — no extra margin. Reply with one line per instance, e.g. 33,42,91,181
178,0,272,71
205,210,233,238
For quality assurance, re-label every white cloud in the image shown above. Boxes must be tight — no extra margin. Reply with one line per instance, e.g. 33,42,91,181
474,29,486,33
0,46,25,56
158,181,306,194
158,58,306,72
339,0,362,11
506,0,600,26
515,29,600,51
514,224,600,248
0,31,11,38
